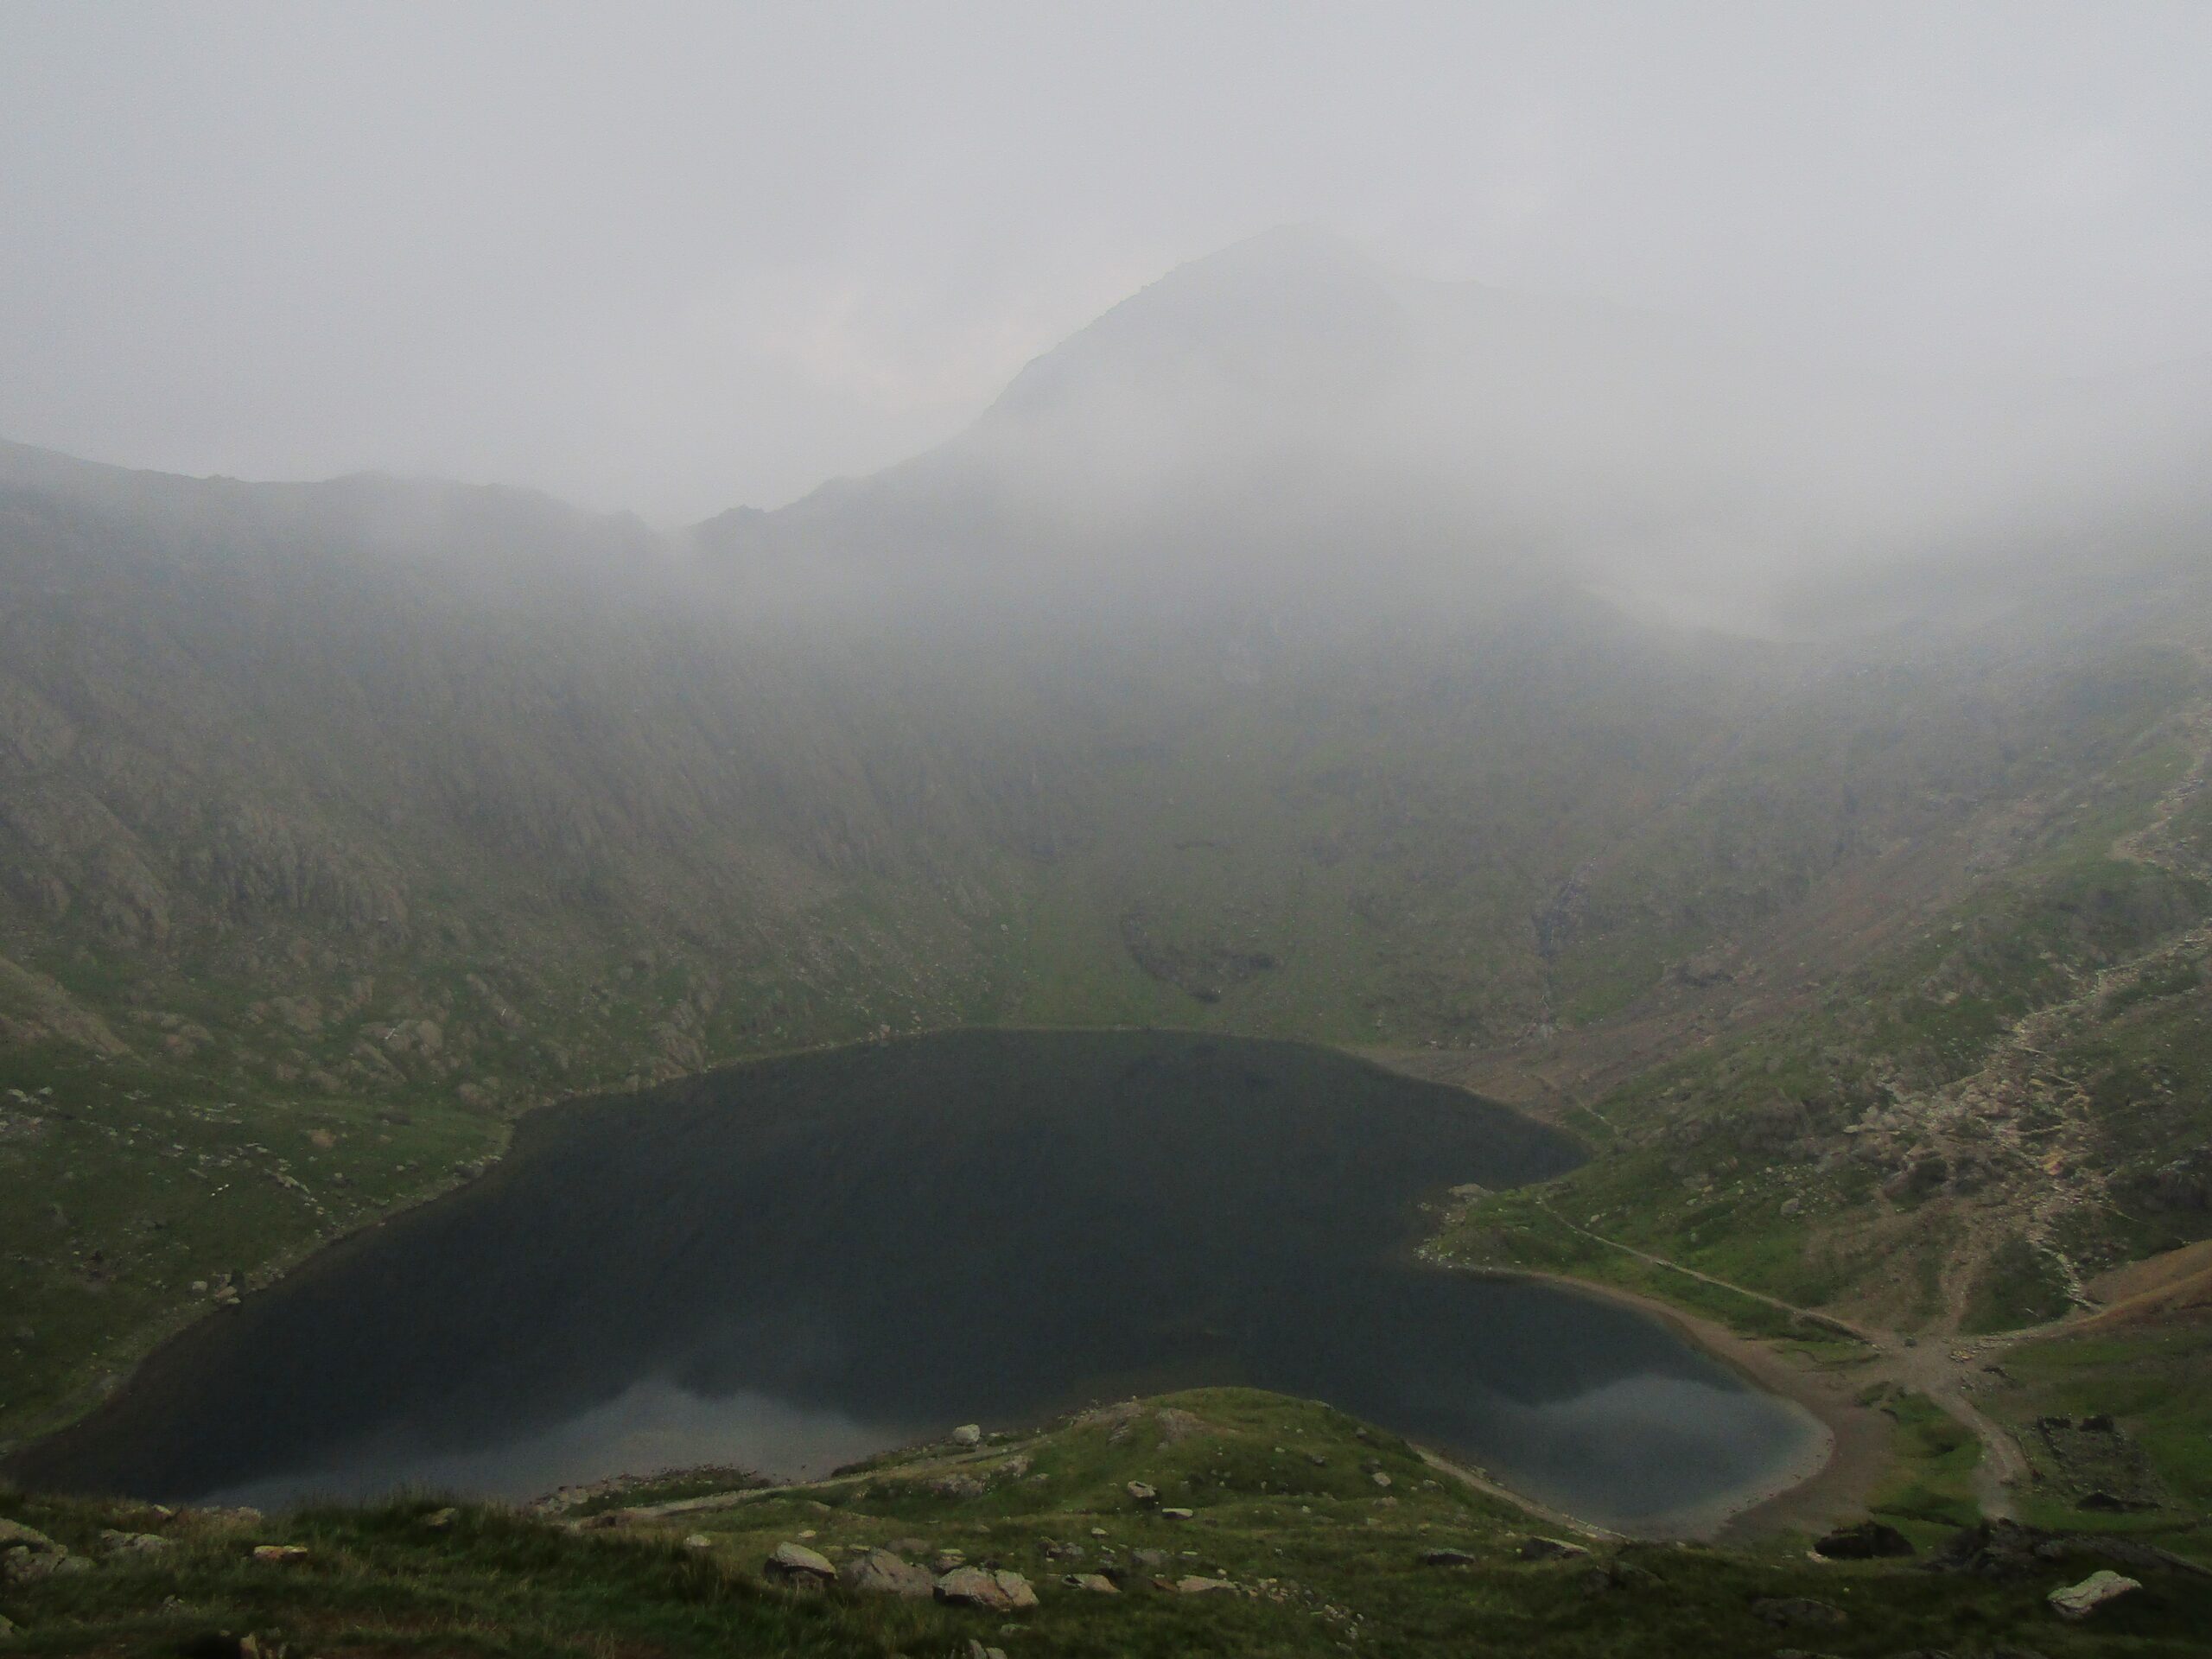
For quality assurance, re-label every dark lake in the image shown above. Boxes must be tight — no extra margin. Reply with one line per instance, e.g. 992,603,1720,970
14,1030,1823,1534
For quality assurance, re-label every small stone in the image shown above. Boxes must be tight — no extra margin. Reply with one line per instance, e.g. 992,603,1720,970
1126,1480,1158,1504
950,1423,982,1447
1160,1506,1195,1520
1370,1471,1392,1489
420,1508,460,1531
250,1544,310,1566
1065,1572,1119,1593
1421,1548,1478,1567
1130,1548,1168,1567
931,1549,968,1573
2048,1568,2140,1620
682,1533,712,1551
764,1541,836,1584
1175,1574,1236,1594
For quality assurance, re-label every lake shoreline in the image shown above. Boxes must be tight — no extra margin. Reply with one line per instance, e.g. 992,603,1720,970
1469,1266,1891,1541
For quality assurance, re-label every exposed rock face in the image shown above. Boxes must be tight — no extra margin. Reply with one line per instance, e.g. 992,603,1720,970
763,1541,836,1584
1813,1520,1915,1560
2049,1569,2140,1619
836,1548,933,1599
934,1566,1039,1611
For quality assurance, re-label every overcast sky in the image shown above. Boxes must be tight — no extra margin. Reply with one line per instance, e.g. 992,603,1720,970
3,2,2208,522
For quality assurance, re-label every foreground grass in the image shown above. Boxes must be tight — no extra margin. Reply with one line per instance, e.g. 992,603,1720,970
5,1389,2209,1656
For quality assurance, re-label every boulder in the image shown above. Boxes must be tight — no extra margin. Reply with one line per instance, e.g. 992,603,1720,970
837,1548,933,1599
950,1423,982,1447
1421,1548,1478,1567
934,1566,1038,1611
0,1519,60,1554
763,1541,836,1585
2048,1568,2140,1620
1126,1480,1159,1504
1812,1520,1915,1560
1063,1572,1120,1592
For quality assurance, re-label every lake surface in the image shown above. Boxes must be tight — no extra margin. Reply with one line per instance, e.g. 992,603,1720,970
14,1030,1823,1533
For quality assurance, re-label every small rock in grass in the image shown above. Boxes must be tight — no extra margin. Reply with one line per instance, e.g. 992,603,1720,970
682,1533,712,1551
420,1507,459,1531
1064,1572,1119,1593
1421,1548,1477,1567
763,1541,836,1585
1126,1480,1158,1504
1160,1506,1195,1520
99,1529,174,1556
1751,1596,1847,1629
951,1423,982,1447
935,1566,1038,1611
931,1549,968,1573
838,1547,933,1598
1175,1575,1237,1594
249,1544,309,1567
2048,1568,2140,1620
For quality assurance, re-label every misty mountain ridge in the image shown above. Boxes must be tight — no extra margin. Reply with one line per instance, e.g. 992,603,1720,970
702,227,2212,637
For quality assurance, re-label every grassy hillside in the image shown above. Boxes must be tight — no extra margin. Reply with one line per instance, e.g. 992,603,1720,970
7,1388,2209,1656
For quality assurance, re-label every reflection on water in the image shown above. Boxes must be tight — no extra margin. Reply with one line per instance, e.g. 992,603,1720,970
14,1031,1823,1532
214,1382,893,1511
